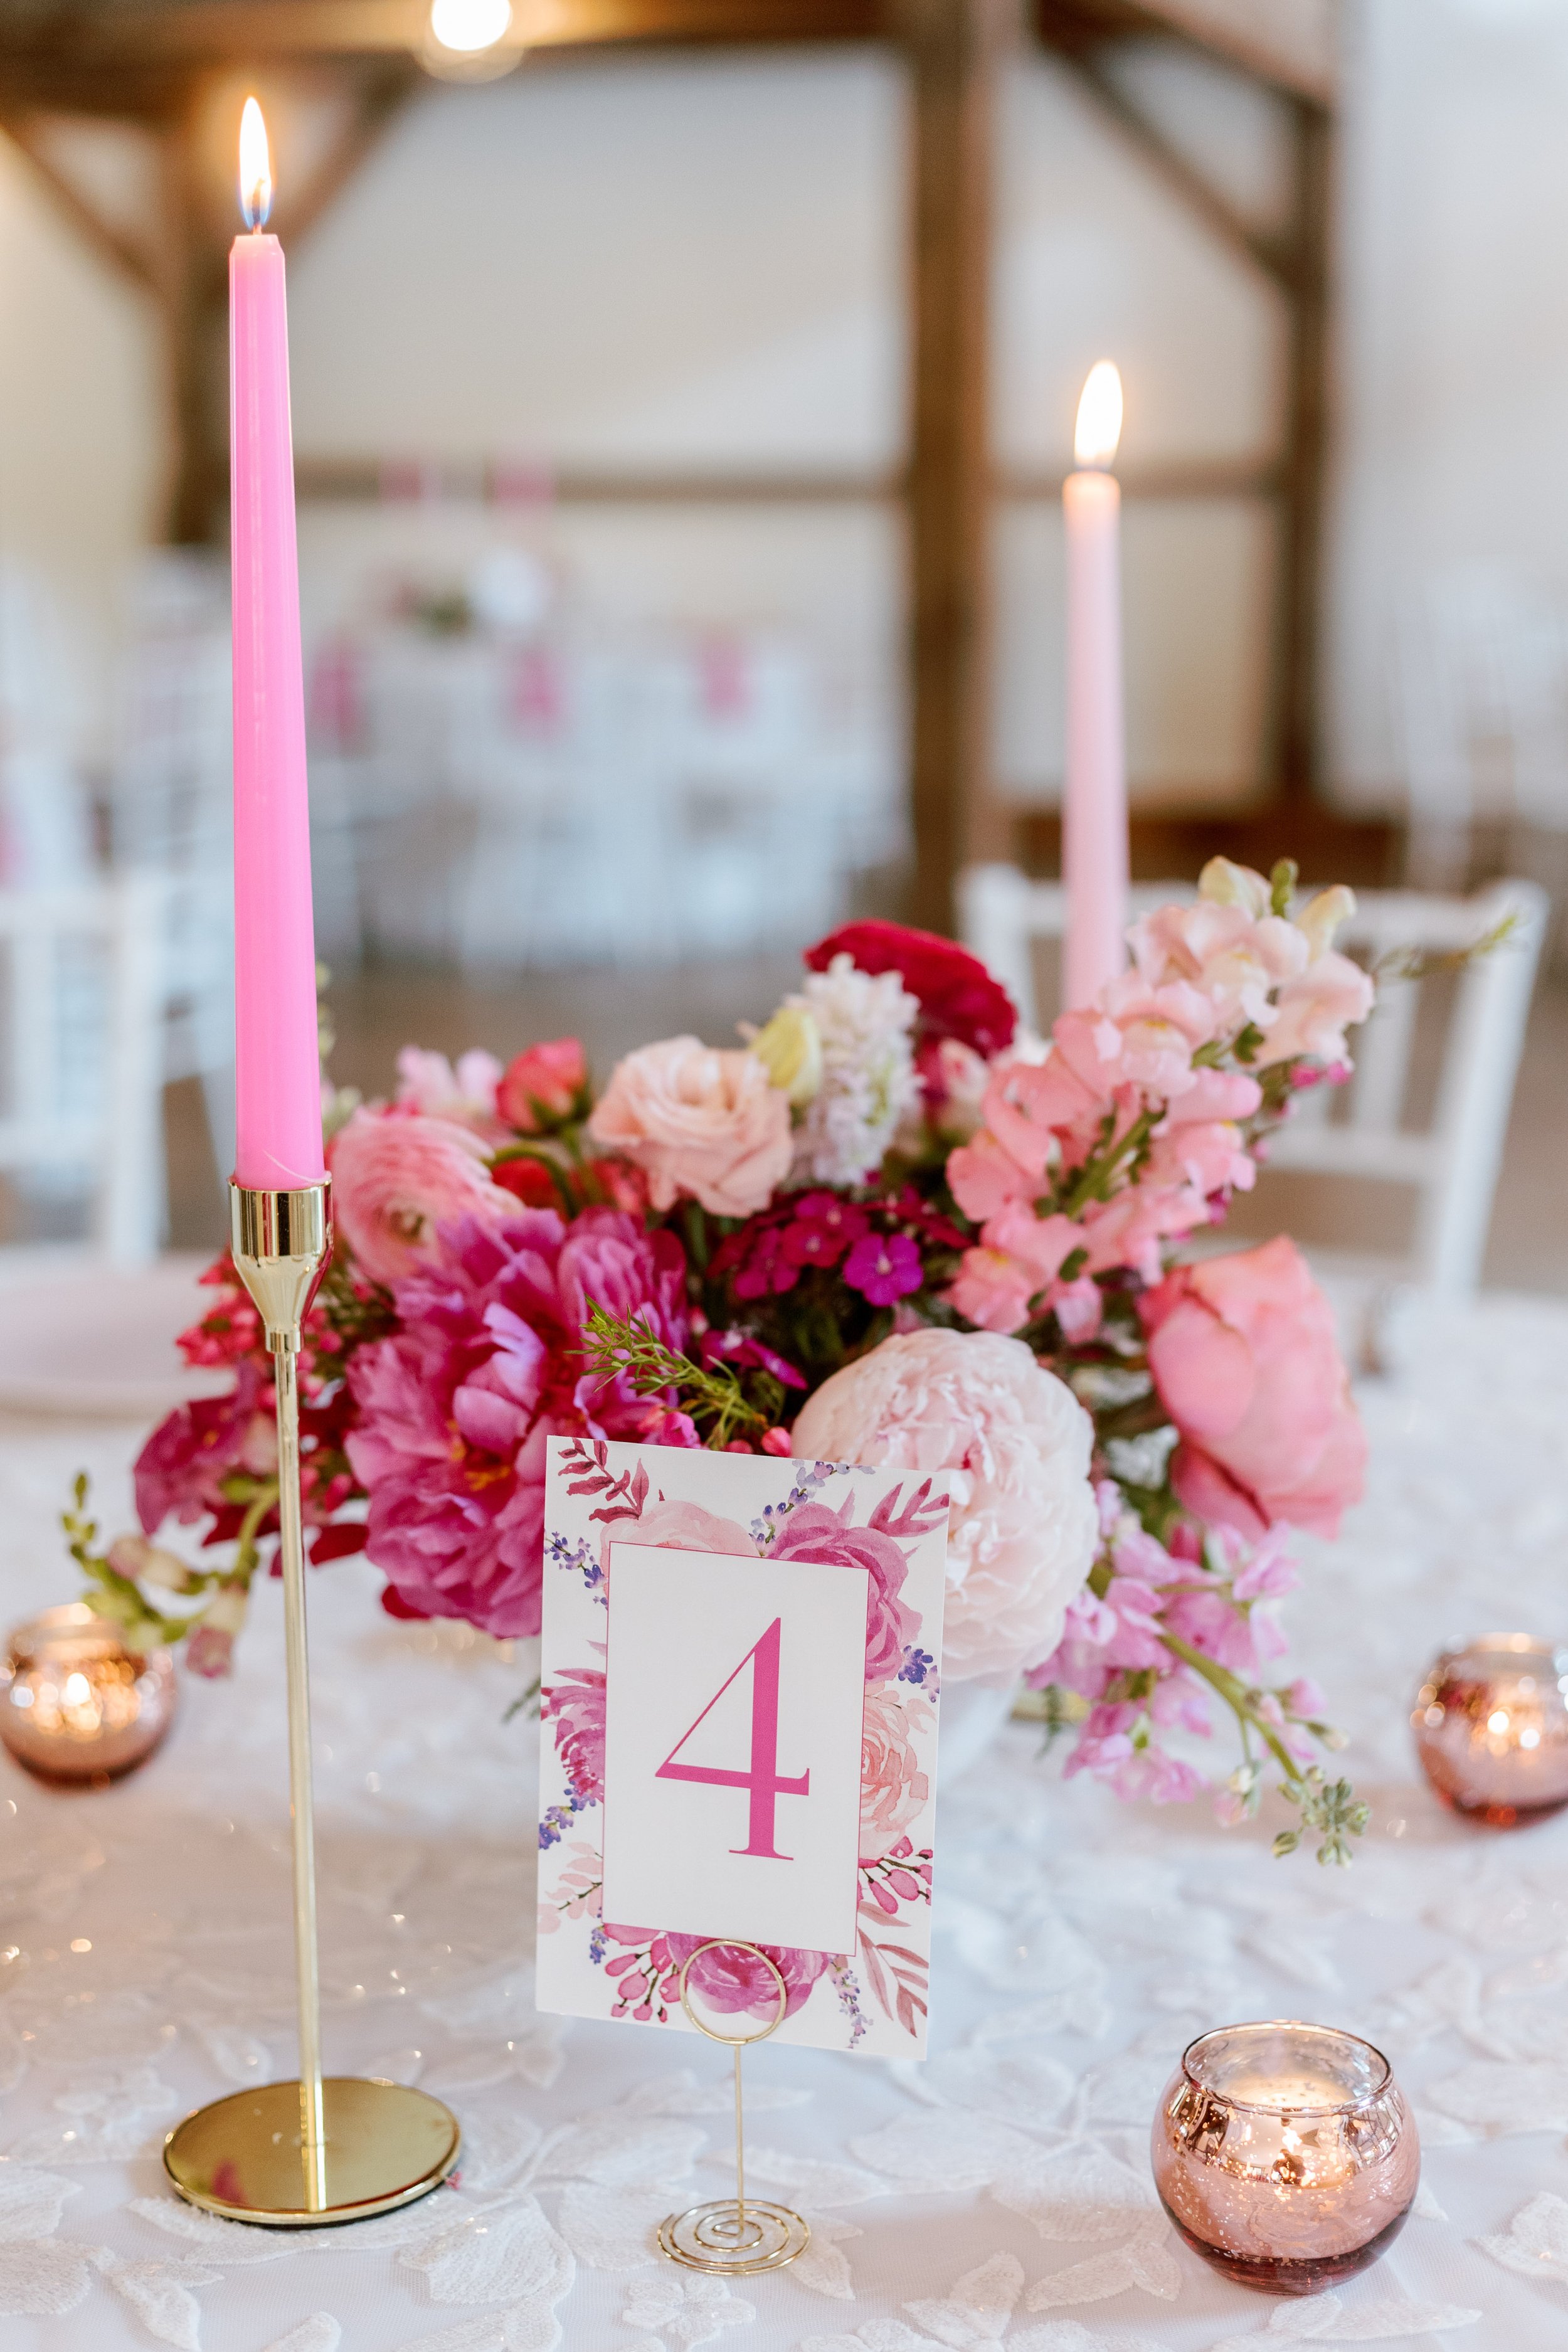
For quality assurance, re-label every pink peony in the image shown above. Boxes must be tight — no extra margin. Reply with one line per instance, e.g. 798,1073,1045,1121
498,1037,589,1133
587,1037,792,1217
859,1680,933,1855
601,1496,756,1579
330,1108,516,1289
543,1665,607,1804
1140,1236,1367,1541
768,1492,930,1682
346,1207,689,1636
662,1932,833,2020
792,1329,1098,1685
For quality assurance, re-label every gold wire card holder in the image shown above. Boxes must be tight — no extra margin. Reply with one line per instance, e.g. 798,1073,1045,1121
162,1181,460,2227
658,1941,811,2276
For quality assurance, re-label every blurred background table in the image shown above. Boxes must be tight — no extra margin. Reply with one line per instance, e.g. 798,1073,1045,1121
2,1284,1567,2350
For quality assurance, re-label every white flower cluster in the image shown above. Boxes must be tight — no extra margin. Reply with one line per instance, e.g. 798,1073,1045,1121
784,952,921,1187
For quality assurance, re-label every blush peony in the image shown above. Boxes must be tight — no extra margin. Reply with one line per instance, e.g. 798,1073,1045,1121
791,1328,1098,1685
859,1681,934,1855
1140,1236,1367,1541
587,1037,792,1217
330,1108,516,1288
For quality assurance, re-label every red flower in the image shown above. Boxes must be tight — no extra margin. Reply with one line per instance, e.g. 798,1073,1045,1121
805,920,1017,1058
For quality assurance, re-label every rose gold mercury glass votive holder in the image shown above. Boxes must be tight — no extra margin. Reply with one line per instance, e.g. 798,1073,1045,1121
0,1603,177,1786
1151,2021,1419,2296
1412,1634,1568,1827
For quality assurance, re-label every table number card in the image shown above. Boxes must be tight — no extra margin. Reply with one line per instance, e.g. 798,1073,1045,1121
538,1438,948,2057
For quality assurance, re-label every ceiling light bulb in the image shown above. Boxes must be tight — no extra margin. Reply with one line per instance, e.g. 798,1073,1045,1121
430,0,512,52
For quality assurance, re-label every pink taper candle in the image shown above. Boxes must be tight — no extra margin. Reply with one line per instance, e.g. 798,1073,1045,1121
230,98,324,1191
1062,360,1130,1012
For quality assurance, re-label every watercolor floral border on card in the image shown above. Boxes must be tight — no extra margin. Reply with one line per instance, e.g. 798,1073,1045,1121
536,1437,948,2058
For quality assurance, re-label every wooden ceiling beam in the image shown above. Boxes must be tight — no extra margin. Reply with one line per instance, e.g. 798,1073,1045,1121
6,0,887,75
1058,49,1297,288
0,109,157,289
1033,0,1333,108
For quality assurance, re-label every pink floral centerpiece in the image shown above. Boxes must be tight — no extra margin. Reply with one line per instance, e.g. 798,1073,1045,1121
74,856,1384,1862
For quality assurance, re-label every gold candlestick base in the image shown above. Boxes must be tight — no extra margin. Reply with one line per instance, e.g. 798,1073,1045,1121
163,1181,460,2228
164,2078,460,2227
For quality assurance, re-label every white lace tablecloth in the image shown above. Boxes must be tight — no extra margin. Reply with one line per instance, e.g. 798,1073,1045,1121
4,1288,1568,2352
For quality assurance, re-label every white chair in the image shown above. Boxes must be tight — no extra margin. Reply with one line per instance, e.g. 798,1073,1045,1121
958,863,1547,1296
110,553,238,1179
0,875,166,1265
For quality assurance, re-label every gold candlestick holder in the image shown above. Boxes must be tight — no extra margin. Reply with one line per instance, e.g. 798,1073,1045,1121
162,1179,460,2227
657,1941,809,2276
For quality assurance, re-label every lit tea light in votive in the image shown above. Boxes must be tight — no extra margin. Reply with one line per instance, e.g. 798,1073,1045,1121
1412,1634,1568,1828
0,1604,177,1786
1151,2021,1419,2297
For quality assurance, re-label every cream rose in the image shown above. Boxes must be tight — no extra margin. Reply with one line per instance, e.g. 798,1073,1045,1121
587,1037,792,1217
792,1328,1098,1686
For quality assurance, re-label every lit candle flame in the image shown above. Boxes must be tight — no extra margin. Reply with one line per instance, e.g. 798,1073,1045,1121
239,97,273,231
1074,360,1123,471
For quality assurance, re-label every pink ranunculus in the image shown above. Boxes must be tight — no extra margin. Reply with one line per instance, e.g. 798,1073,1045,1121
792,1329,1098,1685
1255,950,1375,1068
662,1932,833,2020
329,1108,517,1289
395,1046,504,1131
498,1037,589,1133
768,1496,923,1683
1140,1236,1367,1541
346,1207,689,1637
542,1665,607,1805
859,1681,933,1855
587,1037,793,1218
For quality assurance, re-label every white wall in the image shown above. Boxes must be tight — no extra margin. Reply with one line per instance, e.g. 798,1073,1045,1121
0,132,164,763
1327,0,1568,805
15,14,1568,816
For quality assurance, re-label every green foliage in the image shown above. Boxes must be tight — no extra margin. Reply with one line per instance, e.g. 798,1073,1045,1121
578,1301,773,1449
1273,1768,1372,1868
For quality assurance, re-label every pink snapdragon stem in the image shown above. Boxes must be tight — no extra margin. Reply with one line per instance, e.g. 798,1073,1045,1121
1062,466,1129,1011
230,228,324,1190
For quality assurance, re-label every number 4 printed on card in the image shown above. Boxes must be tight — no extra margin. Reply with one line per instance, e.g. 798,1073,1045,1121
656,1618,810,1860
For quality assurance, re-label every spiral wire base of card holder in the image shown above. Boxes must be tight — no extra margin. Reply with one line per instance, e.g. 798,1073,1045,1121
658,1942,811,2275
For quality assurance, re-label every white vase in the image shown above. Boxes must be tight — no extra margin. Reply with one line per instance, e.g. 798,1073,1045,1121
936,1678,1017,1789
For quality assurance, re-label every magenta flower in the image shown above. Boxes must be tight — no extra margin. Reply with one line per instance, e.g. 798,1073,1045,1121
700,1328,808,1391
346,1208,688,1638
662,1932,834,2020
842,1231,923,1306
781,1194,869,1270
733,1225,801,1300
768,1491,924,1680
